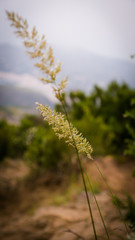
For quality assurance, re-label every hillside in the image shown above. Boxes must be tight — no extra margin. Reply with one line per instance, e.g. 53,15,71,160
0,43,135,93
0,85,53,108
0,85,53,123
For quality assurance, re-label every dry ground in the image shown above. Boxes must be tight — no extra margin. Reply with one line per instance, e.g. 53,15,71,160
0,156,135,240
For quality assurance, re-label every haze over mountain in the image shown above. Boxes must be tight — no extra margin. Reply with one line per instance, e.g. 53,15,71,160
0,85,52,108
54,46,135,90
0,44,35,74
1,43,135,89
0,43,135,108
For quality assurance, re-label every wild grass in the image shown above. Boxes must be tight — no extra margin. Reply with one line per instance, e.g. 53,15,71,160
7,11,133,240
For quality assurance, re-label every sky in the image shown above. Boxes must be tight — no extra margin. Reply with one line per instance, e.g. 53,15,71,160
0,0,135,61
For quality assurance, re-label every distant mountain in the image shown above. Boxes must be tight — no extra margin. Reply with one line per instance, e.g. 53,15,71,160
0,43,35,74
54,46,135,90
0,43,135,92
0,85,53,109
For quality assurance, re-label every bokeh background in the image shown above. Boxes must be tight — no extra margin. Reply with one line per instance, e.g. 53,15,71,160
0,1,135,240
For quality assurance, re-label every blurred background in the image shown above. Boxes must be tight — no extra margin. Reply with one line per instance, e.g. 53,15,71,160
0,1,135,240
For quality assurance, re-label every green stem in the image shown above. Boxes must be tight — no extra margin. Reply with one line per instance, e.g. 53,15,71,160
61,99,98,240
75,148,98,240
85,171,110,240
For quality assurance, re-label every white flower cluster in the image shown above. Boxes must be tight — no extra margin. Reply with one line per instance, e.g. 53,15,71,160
36,103,93,159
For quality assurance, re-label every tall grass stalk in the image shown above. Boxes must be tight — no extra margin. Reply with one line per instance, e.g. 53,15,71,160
76,149,98,240
61,99,98,240
85,171,110,240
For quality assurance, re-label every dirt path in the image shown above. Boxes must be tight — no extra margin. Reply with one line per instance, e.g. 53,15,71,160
0,157,135,240
0,192,126,240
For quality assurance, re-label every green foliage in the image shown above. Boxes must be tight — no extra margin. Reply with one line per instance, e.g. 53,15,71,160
113,195,135,227
89,81,135,155
0,115,71,171
132,170,135,178
25,125,71,171
124,99,135,157
73,111,109,156
112,195,135,239
1,80,134,164
0,120,16,161
125,196,135,225
56,81,135,156
112,195,126,209
14,116,36,157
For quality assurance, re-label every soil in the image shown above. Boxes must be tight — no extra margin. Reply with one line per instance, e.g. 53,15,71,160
0,156,135,240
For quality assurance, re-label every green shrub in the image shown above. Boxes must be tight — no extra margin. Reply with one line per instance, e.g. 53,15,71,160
14,115,43,157
56,81,135,156
113,195,135,227
25,125,72,171
124,99,135,157
0,120,16,161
